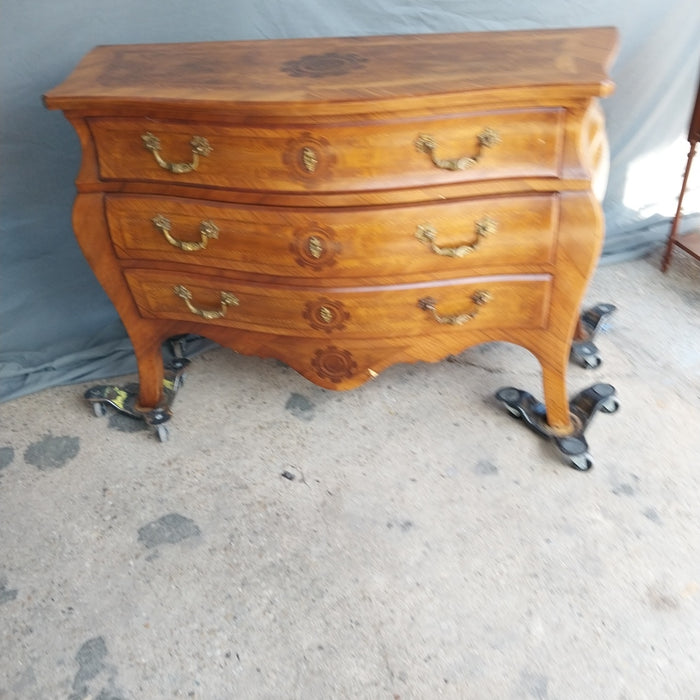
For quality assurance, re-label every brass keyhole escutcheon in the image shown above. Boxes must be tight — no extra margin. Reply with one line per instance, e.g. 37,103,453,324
301,146,318,173
303,298,349,332
290,225,339,269
308,235,324,259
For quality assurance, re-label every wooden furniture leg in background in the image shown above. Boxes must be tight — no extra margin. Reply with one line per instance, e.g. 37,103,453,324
662,68,700,271
662,138,699,271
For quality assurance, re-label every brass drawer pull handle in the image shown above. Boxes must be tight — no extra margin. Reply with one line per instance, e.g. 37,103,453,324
416,216,497,257
152,215,220,251
415,128,500,170
418,290,492,325
173,285,239,320
141,132,212,173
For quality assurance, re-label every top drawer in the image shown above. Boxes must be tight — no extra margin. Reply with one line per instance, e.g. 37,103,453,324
89,109,563,193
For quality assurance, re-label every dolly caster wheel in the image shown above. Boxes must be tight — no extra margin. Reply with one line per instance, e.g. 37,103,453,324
495,387,546,425
167,357,188,392
83,357,189,441
581,303,616,332
553,435,592,471
571,303,616,369
567,451,593,471
495,383,618,470
600,395,620,414
146,407,171,443
172,373,185,391
570,340,602,369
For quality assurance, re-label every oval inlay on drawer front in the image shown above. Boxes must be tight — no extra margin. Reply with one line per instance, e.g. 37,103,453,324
124,269,551,338
90,108,562,192
106,192,558,276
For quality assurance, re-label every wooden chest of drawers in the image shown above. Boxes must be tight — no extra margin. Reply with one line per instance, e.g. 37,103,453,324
44,28,618,438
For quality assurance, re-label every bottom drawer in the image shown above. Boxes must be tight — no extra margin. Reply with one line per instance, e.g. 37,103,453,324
124,269,551,339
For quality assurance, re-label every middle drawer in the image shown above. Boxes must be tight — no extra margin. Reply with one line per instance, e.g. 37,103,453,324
107,193,558,278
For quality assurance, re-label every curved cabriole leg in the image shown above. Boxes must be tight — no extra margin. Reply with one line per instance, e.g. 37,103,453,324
132,337,166,410
541,361,573,434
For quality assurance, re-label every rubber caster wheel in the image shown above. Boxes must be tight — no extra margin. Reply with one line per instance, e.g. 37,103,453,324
554,435,593,471
571,340,602,369
583,355,602,369
601,396,620,414
495,387,547,422
172,374,186,391
495,388,524,419
567,452,593,471
505,404,521,418
155,424,169,443
92,402,107,417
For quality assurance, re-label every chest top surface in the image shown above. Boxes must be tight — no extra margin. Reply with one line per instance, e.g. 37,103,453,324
44,27,618,118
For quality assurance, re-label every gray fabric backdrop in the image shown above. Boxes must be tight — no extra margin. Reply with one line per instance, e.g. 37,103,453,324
2,0,699,401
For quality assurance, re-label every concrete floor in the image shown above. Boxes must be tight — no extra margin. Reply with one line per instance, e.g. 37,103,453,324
1,248,699,700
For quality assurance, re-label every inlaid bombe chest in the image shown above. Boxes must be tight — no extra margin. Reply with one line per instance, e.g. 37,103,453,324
44,28,619,462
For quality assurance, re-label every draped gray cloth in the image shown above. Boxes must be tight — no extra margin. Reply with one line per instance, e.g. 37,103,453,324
2,0,699,401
